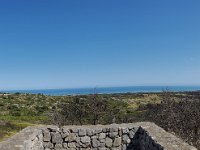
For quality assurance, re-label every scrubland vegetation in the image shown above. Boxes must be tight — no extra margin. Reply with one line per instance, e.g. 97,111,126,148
0,91,200,149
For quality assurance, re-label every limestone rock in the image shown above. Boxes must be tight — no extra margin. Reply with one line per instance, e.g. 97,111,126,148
68,142,76,148
55,143,64,150
91,135,97,139
113,137,121,147
102,127,109,133
111,146,121,150
129,130,135,139
81,136,91,144
110,127,118,132
47,126,59,132
79,129,86,136
99,138,105,144
71,128,78,133
86,129,94,136
62,128,70,133
63,143,68,148
92,138,99,148
122,127,129,134
98,148,106,150
43,130,51,142
122,134,130,144
105,137,113,147
109,132,118,139
94,128,102,134
51,132,63,144
99,142,105,147
99,133,106,139
122,144,127,150
65,133,76,142
61,132,69,138
43,142,54,149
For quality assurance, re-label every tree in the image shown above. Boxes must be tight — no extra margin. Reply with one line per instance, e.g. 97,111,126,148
86,93,108,125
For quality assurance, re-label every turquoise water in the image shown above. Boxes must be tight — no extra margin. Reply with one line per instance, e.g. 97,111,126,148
1,86,200,96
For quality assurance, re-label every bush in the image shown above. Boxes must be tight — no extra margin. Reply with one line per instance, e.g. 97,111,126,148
48,94,135,126
145,91,200,149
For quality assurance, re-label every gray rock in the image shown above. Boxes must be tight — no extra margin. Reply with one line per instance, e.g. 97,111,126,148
43,142,54,149
65,133,76,142
63,143,68,148
62,127,70,133
68,142,76,148
122,144,127,150
43,130,51,142
81,143,88,148
98,148,106,150
71,128,79,133
105,137,113,147
99,142,105,147
86,129,94,136
79,129,86,136
99,138,105,144
61,132,69,138
109,132,118,139
111,146,121,150
76,139,83,148
92,138,99,148
122,134,130,144
130,128,137,133
81,136,91,144
76,136,81,142
94,128,102,134
122,127,129,134
55,143,64,150
118,129,122,137
102,127,109,133
110,127,118,132
30,129,42,141
38,133,43,141
32,139,44,150
129,130,135,139
47,126,59,132
91,135,98,139
99,133,106,139
51,132,63,144
113,137,121,147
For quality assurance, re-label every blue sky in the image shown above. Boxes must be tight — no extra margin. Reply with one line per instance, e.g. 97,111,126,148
0,0,200,90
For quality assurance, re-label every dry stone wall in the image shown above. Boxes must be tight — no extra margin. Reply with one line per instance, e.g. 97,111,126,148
40,125,164,150
0,122,197,150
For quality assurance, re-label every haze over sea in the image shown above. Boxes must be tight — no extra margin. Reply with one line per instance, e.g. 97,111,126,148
1,86,200,96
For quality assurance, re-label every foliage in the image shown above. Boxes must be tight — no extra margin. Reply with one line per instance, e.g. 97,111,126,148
2,91,200,149
144,91,200,149
48,94,135,126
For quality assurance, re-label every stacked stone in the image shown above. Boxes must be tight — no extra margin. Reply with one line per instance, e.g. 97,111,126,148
42,125,139,150
137,127,164,150
1,122,197,150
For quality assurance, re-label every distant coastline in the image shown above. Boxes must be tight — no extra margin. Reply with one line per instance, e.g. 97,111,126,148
1,86,200,96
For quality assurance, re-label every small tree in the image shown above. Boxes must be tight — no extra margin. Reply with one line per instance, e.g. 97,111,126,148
61,97,87,125
87,93,108,125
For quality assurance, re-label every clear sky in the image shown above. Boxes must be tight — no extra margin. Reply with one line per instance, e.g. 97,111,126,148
0,0,200,90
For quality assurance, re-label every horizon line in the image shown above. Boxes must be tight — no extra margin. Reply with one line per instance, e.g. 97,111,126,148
1,85,200,91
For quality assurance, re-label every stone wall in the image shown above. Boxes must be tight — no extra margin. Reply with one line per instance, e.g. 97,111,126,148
0,122,197,150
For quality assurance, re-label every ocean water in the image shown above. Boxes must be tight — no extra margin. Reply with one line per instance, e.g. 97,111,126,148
1,86,200,96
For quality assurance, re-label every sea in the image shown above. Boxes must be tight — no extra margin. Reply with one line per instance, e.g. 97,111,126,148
1,86,200,96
